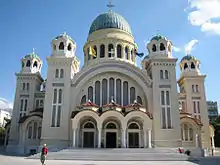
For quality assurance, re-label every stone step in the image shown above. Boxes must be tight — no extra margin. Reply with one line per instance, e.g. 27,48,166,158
27,148,189,161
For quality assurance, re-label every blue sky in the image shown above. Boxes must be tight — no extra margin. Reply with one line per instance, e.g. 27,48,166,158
0,0,219,111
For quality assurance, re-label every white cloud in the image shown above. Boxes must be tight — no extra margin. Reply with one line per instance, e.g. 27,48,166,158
0,97,13,109
187,0,220,35
184,39,198,54
172,46,181,52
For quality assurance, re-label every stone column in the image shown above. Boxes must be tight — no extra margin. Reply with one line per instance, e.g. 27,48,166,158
72,129,76,148
195,133,199,147
144,130,147,148
121,129,126,148
211,136,215,149
98,128,102,148
148,129,152,148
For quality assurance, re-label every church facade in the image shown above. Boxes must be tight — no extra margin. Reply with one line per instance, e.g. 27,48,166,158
6,10,213,154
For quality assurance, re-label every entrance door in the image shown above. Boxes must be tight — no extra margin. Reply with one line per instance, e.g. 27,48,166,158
106,132,117,148
128,132,139,148
83,132,94,148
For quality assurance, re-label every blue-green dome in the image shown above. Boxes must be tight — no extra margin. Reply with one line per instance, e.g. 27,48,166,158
24,52,40,60
89,11,132,35
151,34,167,41
181,55,198,62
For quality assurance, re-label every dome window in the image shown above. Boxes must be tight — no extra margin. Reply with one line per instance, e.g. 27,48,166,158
59,42,64,50
184,63,188,69
152,44,156,52
100,44,105,58
67,43,72,51
33,61,38,68
117,45,122,58
160,43,165,51
26,60,31,67
125,46,129,59
191,62,195,69
108,44,114,57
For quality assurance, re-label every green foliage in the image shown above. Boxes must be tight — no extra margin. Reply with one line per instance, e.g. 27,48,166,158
210,116,220,147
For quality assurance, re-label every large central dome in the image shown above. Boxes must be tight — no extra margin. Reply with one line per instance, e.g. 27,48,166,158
89,11,132,35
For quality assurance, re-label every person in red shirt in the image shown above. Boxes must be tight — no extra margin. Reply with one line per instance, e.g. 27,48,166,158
40,144,48,165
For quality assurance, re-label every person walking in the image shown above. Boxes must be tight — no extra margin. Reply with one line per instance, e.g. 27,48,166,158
40,144,48,165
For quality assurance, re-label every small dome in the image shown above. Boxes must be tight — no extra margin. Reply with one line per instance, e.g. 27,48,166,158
151,34,167,41
54,33,74,42
181,54,198,62
89,11,132,35
23,52,40,60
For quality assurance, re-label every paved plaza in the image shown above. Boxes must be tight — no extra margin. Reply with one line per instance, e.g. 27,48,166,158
0,154,220,165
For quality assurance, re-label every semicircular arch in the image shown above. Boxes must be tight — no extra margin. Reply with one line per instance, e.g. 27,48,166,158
125,111,152,129
22,115,42,131
72,110,100,129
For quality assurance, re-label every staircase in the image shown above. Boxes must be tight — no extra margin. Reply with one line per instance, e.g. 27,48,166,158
27,148,190,161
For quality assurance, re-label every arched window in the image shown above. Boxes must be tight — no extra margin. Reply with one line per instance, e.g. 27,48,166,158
55,69,59,78
81,95,86,104
100,44,105,58
161,91,165,105
106,123,117,129
59,42,64,50
160,70,163,79
182,124,193,141
164,70,169,79
38,126,41,139
130,87,136,104
53,89,57,104
33,122,37,139
137,96,142,105
23,83,25,90
95,81,100,106
196,85,199,92
58,89,62,103
33,61,38,68
88,86,93,102
152,44,156,52
26,60,31,67
27,83,29,91
109,78,114,102
60,69,64,78
117,45,122,58
93,46,97,59
22,61,25,68
102,79,107,105
84,122,95,129
67,43,72,51
125,47,129,60
191,62,195,69
108,44,114,57
28,126,32,139
166,91,170,105
123,81,128,106
160,43,165,51
131,49,134,61
128,123,139,129
192,85,195,92
116,79,121,105
184,63,188,69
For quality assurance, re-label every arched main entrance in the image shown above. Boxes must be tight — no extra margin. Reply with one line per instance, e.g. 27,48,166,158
127,122,140,148
82,121,96,148
104,122,119,148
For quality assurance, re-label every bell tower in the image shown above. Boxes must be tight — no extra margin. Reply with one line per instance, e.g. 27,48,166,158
142,34,181,147
178,54,210,148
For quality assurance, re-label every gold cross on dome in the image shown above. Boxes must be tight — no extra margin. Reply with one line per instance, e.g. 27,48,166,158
107,0,114,11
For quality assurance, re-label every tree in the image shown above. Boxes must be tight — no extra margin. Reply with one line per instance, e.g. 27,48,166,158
210,116,220,147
